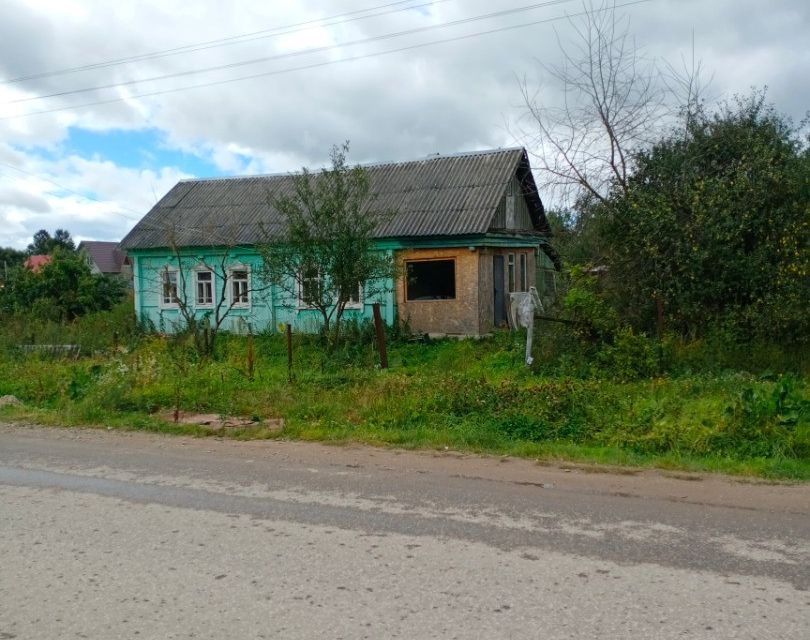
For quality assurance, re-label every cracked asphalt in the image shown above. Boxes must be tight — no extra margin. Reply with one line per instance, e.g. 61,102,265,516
0,423,808,639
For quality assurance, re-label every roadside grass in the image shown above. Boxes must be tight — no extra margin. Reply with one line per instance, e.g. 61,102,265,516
0,328,808,481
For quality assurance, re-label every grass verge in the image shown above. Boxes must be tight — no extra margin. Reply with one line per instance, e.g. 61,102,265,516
0,332,808,481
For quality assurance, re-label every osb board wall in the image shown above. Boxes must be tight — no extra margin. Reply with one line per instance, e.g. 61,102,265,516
478,247,537,334
396,247,480,335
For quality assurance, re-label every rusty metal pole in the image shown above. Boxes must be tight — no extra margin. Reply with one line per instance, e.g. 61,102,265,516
286,323,293,383
371,303,388,370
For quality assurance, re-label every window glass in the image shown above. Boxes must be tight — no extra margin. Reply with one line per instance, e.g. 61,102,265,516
300,266,322,307
519,254,527,291
507,254,516,292
406,260,455,300
543,269,556,293
162,270,178,305
343,281,362,307
231,270,249,305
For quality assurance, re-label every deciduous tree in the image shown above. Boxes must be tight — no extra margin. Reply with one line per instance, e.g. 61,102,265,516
260,143,396,344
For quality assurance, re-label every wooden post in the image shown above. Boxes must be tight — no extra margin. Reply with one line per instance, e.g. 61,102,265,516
655,296,665,341
286,323,293,383
371,303,388,370
654,295,665,374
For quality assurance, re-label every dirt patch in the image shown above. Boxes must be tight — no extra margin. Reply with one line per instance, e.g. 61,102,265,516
159,412,285,432
0,395,21,408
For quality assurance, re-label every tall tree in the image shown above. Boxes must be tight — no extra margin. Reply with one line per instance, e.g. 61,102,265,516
603,91,810,339
260,143,396,343
26,228,76,255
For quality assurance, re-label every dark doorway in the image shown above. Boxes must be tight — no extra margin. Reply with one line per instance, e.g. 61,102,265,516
493,255,505,326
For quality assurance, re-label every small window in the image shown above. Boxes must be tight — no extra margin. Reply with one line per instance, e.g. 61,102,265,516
231,269,250,307
519,254,527,292
406,260,455,300
299,266,322,308
195,270,213,306
542,269,556,293
161,269,178,306
507,254,516,292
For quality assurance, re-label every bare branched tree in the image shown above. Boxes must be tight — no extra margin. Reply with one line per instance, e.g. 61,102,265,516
514,1,669,206
661,31,714,133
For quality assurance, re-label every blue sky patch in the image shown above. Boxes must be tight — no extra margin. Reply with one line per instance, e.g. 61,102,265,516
61,127,225,177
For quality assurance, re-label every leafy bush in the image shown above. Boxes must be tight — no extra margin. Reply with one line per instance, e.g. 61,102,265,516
0,248,126,321
596,327,658,380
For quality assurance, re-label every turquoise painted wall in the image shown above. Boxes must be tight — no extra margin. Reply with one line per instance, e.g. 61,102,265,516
131,246,396,334
130,235,550,334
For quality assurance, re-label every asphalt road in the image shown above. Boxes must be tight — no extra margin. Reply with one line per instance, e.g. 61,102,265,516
1,423,808,639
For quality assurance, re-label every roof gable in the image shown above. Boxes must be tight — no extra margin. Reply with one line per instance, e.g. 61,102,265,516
121,147,548,250
78,240,127,274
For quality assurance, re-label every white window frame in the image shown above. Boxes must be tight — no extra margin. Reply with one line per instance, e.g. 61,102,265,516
160,268,179,308
194,269,214,308
229,266,251,309
297,266,323,310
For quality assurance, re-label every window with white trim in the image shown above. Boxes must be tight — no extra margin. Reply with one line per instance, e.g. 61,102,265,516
299,266,322,308
161,269,179,306
195,270,213,307
230,268,250,307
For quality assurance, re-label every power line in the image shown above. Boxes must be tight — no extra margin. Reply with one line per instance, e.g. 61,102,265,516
0,161,142,220
9,0,578,105
2,0,653,121
1,0,449,86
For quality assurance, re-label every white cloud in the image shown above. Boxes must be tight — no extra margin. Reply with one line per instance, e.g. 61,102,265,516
0,0,807,247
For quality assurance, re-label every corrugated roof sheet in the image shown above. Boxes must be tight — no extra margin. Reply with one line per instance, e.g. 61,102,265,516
78,241,127,274
121,147,548,250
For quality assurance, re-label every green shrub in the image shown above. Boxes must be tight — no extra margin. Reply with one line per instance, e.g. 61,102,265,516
596,327,658,380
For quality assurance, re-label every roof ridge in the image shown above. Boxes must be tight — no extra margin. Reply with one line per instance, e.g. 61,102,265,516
176,147,525,184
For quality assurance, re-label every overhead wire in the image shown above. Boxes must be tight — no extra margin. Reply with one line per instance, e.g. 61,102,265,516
8,0,579,105
0,0,450,85
1,0,653,122
0,161,143,221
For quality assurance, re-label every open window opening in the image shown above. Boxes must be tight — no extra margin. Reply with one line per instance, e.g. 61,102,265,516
406,260,456,300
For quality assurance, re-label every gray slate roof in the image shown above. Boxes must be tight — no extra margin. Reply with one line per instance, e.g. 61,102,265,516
121,147,549,251
78,240,128,274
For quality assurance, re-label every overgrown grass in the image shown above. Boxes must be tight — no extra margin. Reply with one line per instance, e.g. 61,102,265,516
0,313,807,481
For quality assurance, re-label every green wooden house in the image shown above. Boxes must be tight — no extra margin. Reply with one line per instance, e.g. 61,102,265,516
120,147,559,336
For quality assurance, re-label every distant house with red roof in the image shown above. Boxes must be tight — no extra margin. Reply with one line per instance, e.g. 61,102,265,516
23,254,52,273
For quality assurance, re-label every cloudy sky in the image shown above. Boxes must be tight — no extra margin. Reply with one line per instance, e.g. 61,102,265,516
0,0,807,249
